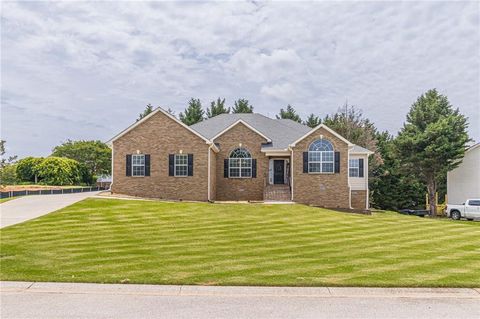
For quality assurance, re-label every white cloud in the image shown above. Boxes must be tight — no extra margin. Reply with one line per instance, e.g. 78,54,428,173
1,1,479,158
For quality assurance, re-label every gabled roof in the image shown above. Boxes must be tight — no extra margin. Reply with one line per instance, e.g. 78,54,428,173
289,124,353,147
210,119,272,142
190,113,310,150
350,144,374,155
107,107,218,152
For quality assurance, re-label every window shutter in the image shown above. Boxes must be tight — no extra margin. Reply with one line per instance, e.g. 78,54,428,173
252,159,257,178
168,154,174,176
334,152,340,173
188,154,193,176
303,152,308,173
145,154,151,176
224,159,229,178
126,155,132,176
358,158,364,177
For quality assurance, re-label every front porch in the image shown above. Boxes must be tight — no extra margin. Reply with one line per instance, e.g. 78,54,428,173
264,156,292,201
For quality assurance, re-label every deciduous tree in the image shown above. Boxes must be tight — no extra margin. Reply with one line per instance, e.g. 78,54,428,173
52,140,111,176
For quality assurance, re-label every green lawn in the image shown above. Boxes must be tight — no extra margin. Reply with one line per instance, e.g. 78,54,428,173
1,198,479,287
0,197,16,204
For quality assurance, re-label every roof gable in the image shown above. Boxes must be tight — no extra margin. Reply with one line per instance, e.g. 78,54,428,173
211,119,272,142
107,107,218,152
289,124,353,147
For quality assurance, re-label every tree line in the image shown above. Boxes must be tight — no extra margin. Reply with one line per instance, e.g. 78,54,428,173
138,98,322,128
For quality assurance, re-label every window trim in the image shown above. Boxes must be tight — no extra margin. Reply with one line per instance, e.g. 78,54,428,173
349,159,360,177
174,154,188,177
228,148,252,178
131,154,145,177
307,139,334,174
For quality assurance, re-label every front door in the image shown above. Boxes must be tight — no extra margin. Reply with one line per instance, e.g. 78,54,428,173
273,160,285,184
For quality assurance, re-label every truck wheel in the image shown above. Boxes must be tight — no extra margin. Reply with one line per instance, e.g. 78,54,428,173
451,210,461,220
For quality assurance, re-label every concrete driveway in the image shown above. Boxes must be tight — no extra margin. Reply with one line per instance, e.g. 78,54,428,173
0,192,99,228
1,282,479,319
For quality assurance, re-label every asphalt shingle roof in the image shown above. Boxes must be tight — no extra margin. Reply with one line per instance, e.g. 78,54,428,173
190,113,372,154
190,113,311,150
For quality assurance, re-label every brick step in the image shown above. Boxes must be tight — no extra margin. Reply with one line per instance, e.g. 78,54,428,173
264,185,291,201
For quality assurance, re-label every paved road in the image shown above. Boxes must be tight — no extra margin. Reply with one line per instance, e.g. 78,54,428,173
0,192,99,228
1,282,479,319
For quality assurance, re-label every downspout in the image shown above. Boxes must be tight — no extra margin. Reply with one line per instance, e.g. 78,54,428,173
288,146,294,201
207,144,212,201
348,147,352,209
365,155,369,210
109,146,114,192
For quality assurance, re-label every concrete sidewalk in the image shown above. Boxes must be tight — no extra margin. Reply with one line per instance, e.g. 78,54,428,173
2,281,480,319
0,192,99,228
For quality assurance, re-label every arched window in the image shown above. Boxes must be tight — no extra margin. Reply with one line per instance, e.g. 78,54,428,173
308,139,334,173
229,147,252,178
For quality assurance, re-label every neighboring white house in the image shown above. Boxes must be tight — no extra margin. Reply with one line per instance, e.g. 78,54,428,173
447,143,480,204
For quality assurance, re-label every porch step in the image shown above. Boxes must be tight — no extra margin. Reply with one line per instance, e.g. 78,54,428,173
264,185,291,202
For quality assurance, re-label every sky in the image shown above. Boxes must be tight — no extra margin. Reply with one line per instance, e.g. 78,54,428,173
1,1,479,159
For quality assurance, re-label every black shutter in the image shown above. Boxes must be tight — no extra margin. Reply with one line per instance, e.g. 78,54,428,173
224,159,229,178
303,152,308,173
144,154,151,176
252,159,257,178
126,155,132,176
334,152,340,173
188,154,193,176
168,154,174,176
358,158,364,177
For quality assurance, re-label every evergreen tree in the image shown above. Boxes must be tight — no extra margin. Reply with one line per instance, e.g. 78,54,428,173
167,108,175,116
137,103,154,121
206,98,229,118
304,113,321,128
276,104,302,122
370,131,425,210
179,98,205,125
395,89,470,216
232,98,253,113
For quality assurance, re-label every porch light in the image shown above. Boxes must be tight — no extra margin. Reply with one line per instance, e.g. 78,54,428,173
136,150,140,154
179,150,183,154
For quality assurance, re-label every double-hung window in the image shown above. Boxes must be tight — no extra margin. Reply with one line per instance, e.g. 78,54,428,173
349,159,360,177
132,154,145,176
229,148,252,178
308,139,334,173
174,154,188,177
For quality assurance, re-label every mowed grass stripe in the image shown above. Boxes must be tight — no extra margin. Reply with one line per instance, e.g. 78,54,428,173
1,198,479,287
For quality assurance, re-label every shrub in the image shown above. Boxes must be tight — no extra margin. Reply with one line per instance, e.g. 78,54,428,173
0,164,18,185
16,157,44,182
34,157,82,186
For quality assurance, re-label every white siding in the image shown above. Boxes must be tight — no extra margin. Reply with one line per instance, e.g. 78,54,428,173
349,154,368,190
447,145,480,204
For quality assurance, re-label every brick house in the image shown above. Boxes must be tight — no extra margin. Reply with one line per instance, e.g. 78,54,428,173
108,107,373,209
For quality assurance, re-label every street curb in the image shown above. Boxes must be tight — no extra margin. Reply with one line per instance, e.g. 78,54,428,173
2,281,479,299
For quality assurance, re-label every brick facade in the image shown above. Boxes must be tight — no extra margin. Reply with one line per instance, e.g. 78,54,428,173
111,111,370,208
291,127,351,208
214,122,268,201
112,111,210,201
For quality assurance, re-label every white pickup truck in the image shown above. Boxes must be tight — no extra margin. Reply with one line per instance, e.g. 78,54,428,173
446,199,480,220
